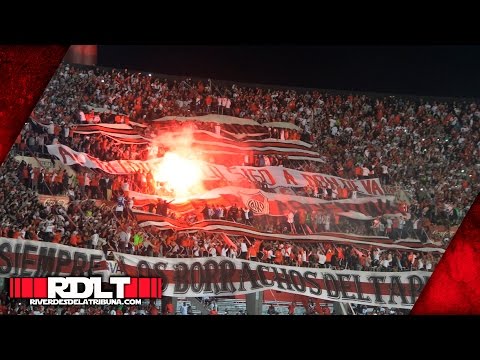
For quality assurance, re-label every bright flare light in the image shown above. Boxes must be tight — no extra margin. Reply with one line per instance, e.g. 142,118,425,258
153,152,204,197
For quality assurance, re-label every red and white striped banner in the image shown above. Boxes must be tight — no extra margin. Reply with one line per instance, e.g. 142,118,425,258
161,130,323,162
128,186,397,217
152,115,269,140
133,212,444,253
46,144,163,174
71,123,139,136
70,127,323,161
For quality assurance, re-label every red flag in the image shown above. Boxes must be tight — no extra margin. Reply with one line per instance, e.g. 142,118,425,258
221,233,237,251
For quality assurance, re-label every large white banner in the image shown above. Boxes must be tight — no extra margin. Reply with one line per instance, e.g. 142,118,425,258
0,237,433,309
115,253,431,309
47,144,384,196
46,144,163,174
207,165,385,196
0,237,108,278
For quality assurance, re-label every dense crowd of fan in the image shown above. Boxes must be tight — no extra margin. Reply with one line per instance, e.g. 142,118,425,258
18,64,477,230
2,62,474,314
2,63,461,269
0,155,442,273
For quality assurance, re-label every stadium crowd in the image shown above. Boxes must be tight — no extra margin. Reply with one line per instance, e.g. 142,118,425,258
2,62,465,276
2,62,466,315
18,63,476,229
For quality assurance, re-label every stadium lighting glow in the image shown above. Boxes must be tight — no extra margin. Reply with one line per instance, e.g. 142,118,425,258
152,152,204,197
148,73,152,77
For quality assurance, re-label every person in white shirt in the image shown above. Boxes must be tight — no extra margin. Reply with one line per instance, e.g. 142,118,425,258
324,215,330,232
417,257,424,270
79,110,86,123
62,124,70,138
331,187,338,200
180,302,188,315
373,248,381,265
351,190,357,199
318,251,327,267
91,231,99,249
362,165,370,179
398,217,406,238
331,126,338,136
229,247,238,258
47,122,55,136
425,257,433,271
209,246,217,257
287,212,295,234
381,164,389,184
385,218,393,236
240,240,248,259
84,173,91,188
267,248,274,262
221,246,228,257
264,155,271,166
193,245,200,257
381,258,391,271
121,180,129,192
243,208,252,225
208,207,214,219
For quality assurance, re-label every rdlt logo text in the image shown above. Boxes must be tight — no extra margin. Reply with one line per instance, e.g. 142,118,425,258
9,277,162,306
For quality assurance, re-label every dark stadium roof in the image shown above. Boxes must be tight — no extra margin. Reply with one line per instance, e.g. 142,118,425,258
97,46,480,99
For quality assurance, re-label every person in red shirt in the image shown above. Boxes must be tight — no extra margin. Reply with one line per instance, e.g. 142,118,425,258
288,302,295,315
0,301,8,315
77,173,85,196
52,230,62,244
205,95,213,112
12,228,21,239
150,305,159,315
22,167,29,187
70,232,80,247
274,248,283,265
165,301,174,315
